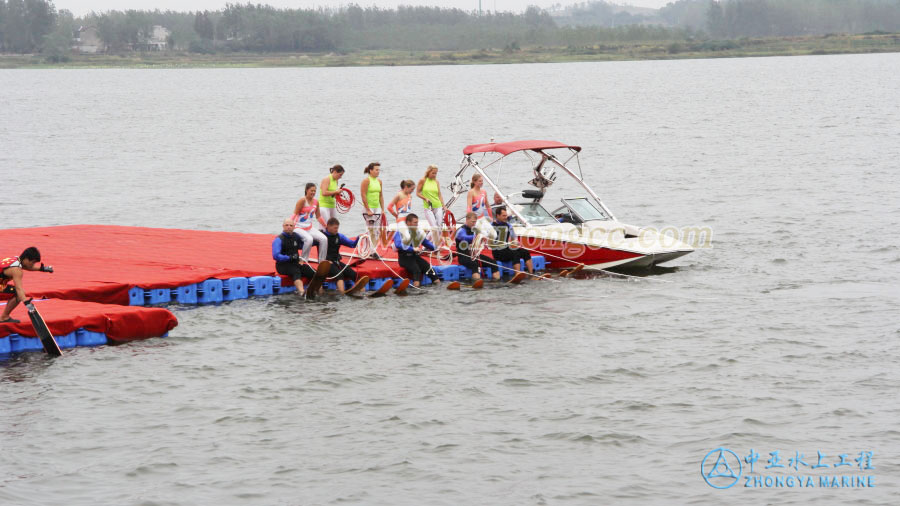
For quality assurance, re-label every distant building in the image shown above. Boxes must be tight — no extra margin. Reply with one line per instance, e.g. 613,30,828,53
134,25,171,52
74,26,105,54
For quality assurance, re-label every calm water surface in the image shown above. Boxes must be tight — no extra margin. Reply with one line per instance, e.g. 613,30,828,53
1,54,899,505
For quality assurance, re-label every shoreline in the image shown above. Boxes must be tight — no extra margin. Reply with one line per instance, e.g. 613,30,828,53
2,33,899,69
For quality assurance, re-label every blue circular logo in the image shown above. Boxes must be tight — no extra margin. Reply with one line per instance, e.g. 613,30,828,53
701,447,742,489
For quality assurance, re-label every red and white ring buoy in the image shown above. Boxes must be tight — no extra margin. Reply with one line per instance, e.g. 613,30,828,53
336,188,355,214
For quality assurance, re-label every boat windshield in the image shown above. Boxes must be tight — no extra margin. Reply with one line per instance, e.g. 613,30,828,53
563,198,611,221
512,203,560,226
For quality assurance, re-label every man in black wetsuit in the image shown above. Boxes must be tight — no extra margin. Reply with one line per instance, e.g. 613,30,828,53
272,218,316,296
491,206,534,275
455,211,500,282
393,213,440,288
322,217,362,294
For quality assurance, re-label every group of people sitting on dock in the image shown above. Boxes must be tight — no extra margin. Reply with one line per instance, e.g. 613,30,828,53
272,162,536,296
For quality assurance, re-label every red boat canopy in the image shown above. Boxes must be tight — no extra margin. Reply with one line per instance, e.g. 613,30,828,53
463,140,581,156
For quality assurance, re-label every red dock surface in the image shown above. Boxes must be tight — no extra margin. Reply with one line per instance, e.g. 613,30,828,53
0,299,177,343
1,225,281,305
1,225,451,305
1,225,467,348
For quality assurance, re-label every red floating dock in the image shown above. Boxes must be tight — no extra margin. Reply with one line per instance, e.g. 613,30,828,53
1,225,283,305
0,299,177,343
1,225,500,353
0,225,449,305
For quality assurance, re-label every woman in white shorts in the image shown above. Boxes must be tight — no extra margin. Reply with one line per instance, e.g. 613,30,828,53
416,165,444,242
292,183,328,262
318,164,345,226
360,162,385,249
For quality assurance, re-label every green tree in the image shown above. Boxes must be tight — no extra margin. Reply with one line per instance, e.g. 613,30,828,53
43,6,72,60
24,0,55,50
96,10,151,51
706,1,727,37
3,0,30,52
660,0,713,31
524,5,555,29
0,1,6,52
193,10,214,40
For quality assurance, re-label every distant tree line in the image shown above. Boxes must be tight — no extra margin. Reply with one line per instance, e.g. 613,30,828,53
553,0,900,36
660,0,900,37
179,4,684,53
0,2,691,55
2,0,900,56
552,1,659,27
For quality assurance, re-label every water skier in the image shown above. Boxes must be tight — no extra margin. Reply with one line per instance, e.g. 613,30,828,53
455,212,500,282
491,206,534,275
272,218,316,297
321,217,364,294
1,247,53,324
394,213,440,288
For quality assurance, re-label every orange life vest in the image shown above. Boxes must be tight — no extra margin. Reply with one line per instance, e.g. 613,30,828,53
1,256,21,288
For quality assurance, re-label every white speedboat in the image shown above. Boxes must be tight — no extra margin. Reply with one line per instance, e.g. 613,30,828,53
441,140,694,270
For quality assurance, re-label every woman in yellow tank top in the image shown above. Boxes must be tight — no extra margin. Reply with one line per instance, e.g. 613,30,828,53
319,164,345,227
360,162,385,248
416,165,444,239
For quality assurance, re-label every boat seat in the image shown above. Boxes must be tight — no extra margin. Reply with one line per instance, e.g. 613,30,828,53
521,189,543,201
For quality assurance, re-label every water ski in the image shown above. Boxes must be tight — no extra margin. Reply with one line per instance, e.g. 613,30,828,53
304,260,332,300
447,279,484,291
368,278,394,298
393,279,410,295
507,272,527,284
344,275,369,296
559,265,584,278
25,300,62,357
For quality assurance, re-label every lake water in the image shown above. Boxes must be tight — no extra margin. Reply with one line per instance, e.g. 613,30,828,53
1,53,899,505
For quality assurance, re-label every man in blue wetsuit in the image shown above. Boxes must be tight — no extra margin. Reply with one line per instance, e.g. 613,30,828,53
272,218,316,296
455,211,500,282
491,206,534,275
394,213,440,288
322,217,362,294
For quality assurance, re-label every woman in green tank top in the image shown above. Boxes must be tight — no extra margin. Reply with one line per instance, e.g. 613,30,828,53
360,162,385,248
416,164,445,236
319,164,345,228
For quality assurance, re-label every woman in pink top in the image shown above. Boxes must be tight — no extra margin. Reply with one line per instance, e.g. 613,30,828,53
292,183,328,262
466,173,492,221
387,180,416,224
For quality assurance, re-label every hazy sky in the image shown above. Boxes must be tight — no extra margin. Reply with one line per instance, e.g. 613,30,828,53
55,1,673,17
